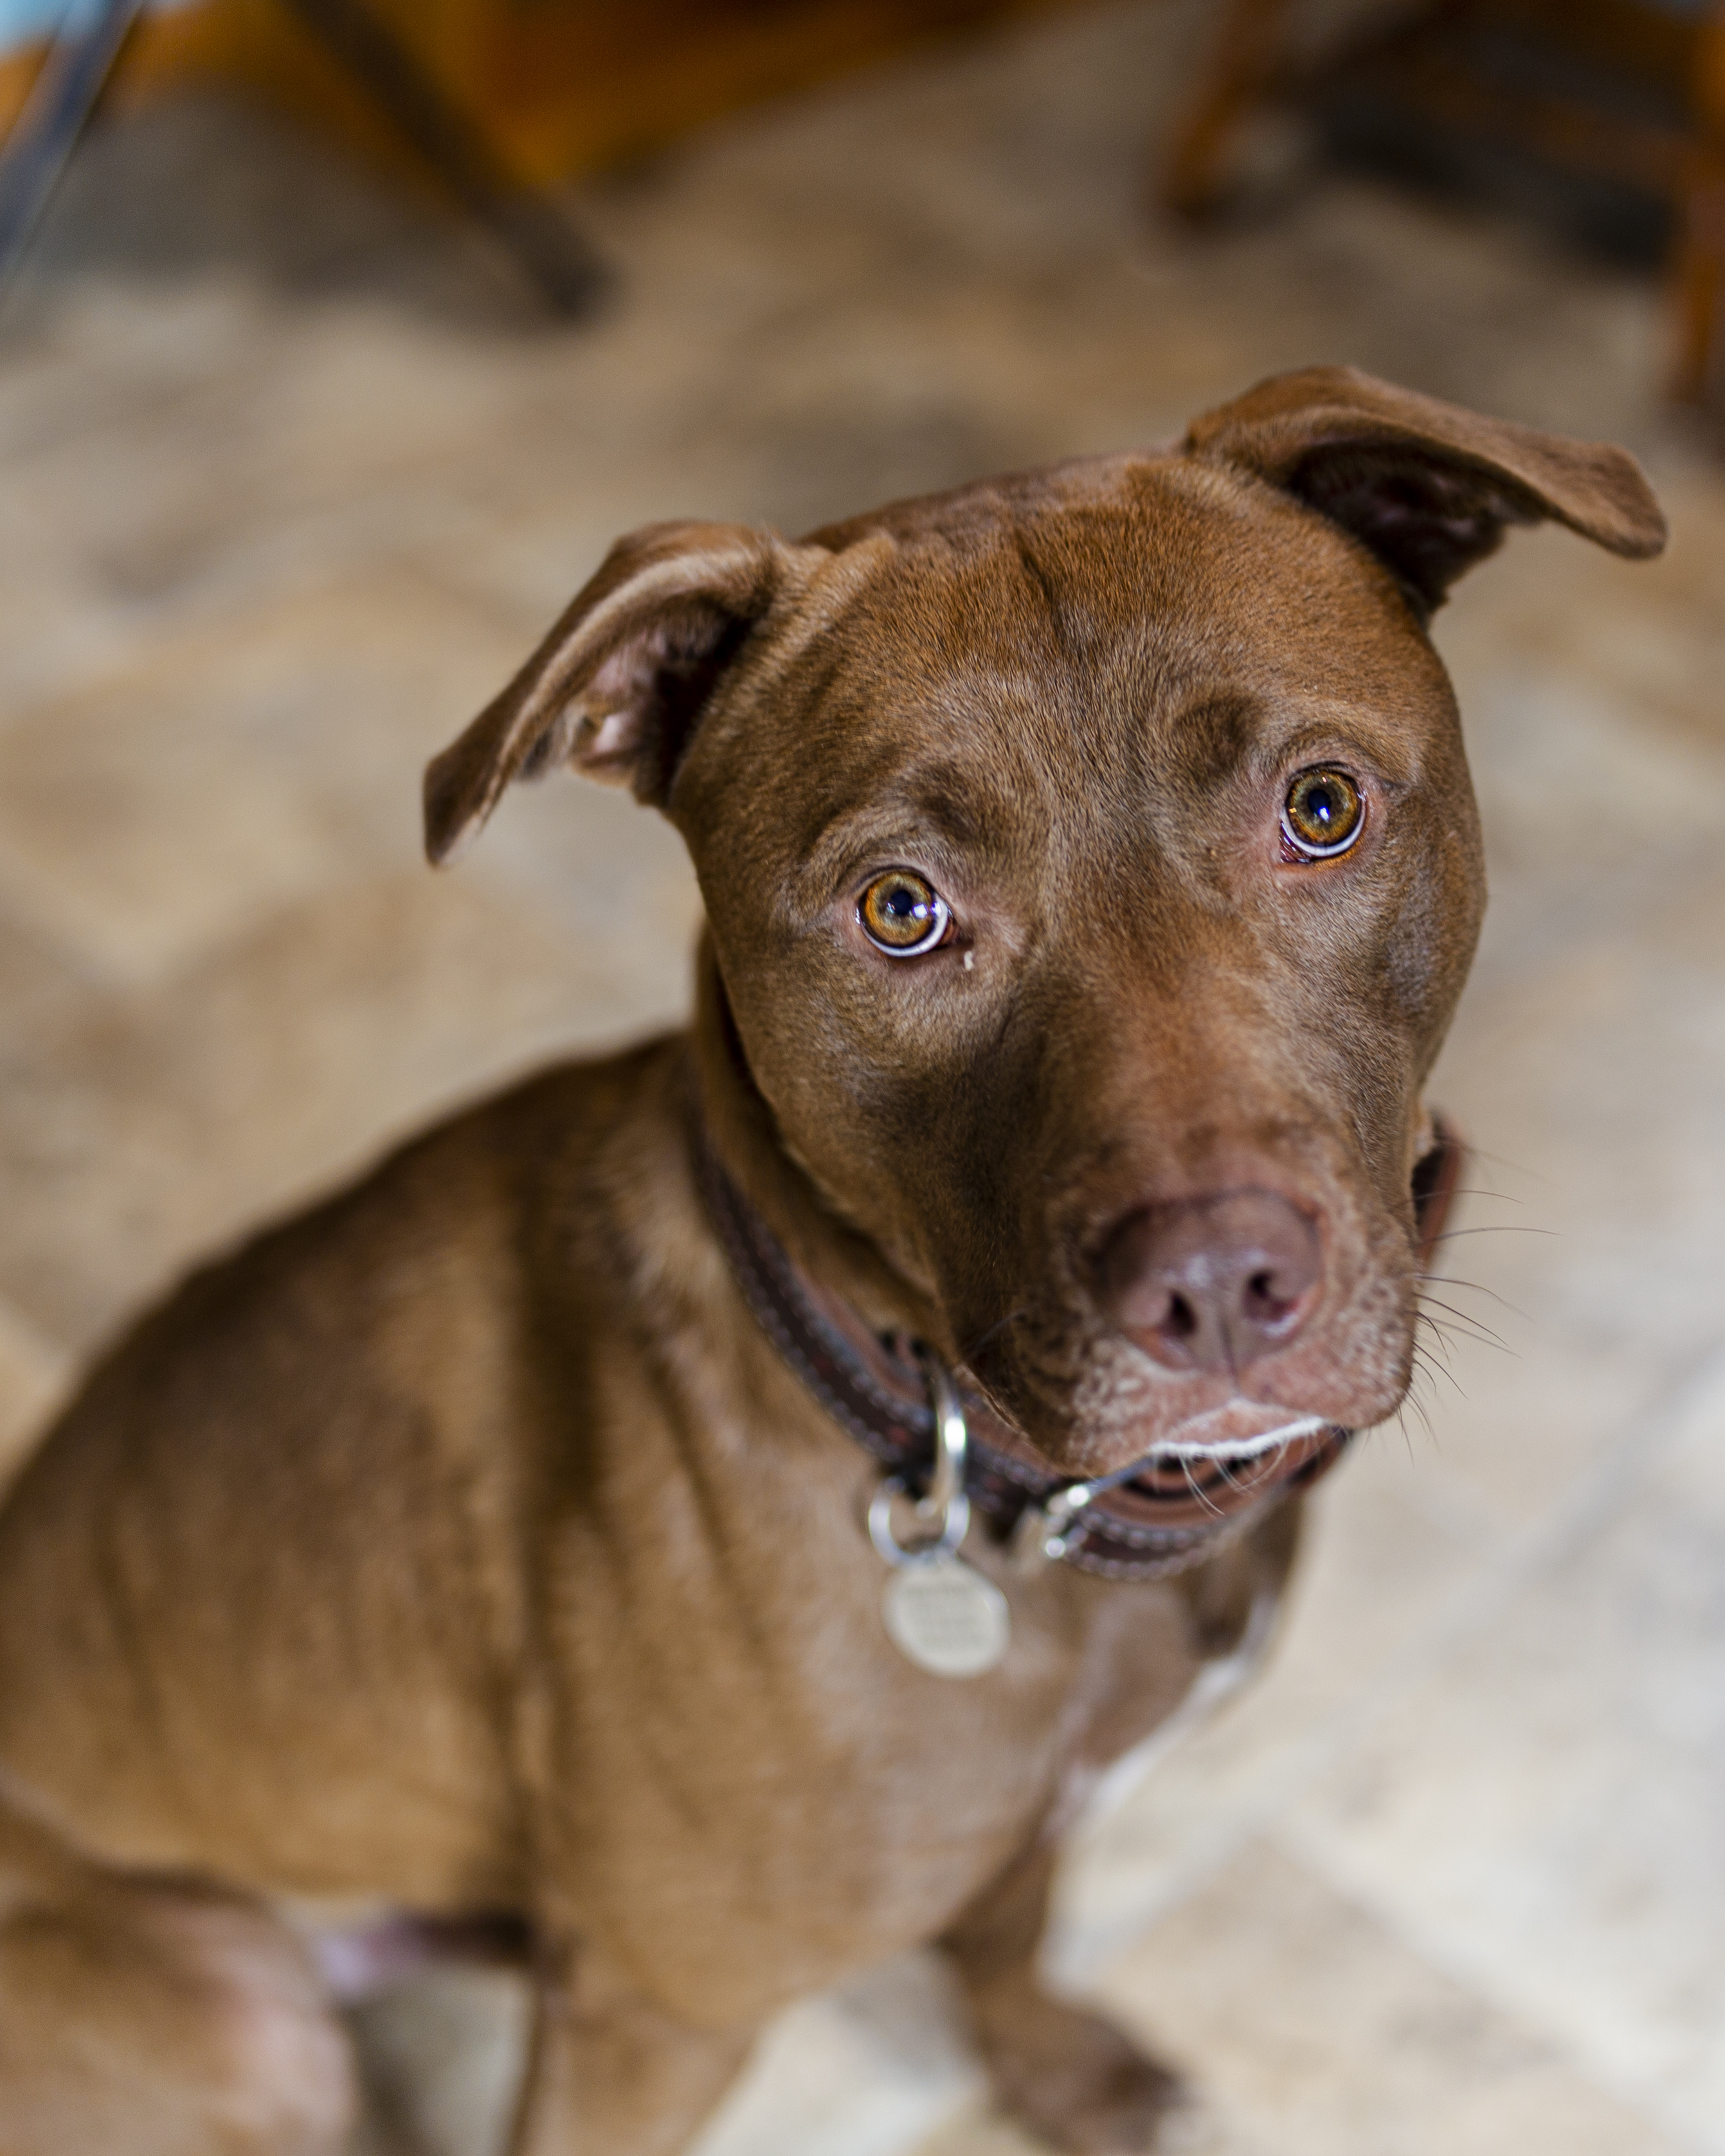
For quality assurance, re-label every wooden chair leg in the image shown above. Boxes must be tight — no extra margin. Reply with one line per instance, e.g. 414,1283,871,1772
1157,0,1294,218
1672,149,1725,404
1674,11,1725,406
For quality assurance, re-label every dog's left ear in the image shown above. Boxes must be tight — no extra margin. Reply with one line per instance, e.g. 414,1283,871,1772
424,520,822,864
1184,365,1665,615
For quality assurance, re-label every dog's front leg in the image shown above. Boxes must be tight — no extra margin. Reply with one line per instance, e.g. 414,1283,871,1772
940,1833,1184,2153
507,1938,755,2156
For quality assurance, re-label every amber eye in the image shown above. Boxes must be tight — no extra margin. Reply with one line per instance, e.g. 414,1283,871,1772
860,871,951,957
1282,767,1365,858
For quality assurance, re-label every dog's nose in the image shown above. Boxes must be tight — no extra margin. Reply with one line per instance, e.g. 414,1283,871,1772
1096,1190,1321,1373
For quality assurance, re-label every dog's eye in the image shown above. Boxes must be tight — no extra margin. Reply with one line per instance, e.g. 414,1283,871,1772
860,871,951,957
1282,768,1364,858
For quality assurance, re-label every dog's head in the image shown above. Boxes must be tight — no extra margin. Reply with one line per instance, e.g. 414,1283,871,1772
426,367,1663,1476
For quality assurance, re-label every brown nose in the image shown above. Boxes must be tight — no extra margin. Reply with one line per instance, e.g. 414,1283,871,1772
1096,1190,1322,1373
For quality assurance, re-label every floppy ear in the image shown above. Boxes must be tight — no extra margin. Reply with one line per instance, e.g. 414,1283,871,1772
1184,365,1665,616
423,520,815,864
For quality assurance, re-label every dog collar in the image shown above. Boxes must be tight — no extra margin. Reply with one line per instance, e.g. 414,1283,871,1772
698,1121,1463,1584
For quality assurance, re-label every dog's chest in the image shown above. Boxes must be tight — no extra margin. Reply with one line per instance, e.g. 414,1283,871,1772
532,1416,1195,2020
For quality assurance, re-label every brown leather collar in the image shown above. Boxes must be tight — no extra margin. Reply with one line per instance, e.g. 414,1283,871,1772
700,1122,1465,1582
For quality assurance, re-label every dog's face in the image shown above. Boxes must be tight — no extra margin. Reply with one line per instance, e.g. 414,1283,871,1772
426,368,1663,1476
676,460,1480,1469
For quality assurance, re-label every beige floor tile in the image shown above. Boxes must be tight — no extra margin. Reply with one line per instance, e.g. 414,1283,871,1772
0,568,532,989
694,1955,982,2156
1443,678,1725,1017
1414,928,1725,1527
908,2112,1171,2156
0,861,699,1352
1398,613,1725,1526
336,1950,988,2156
0,1292,71,1493
908,2117,1053,2156
1287,1344,1725,2152
1051,1439,1493,1982
1090,1839,1680,2156
1436,475,1725,765
0,298,539,687
457,754,703,960
344,1968,529,2156
0,892,93,1046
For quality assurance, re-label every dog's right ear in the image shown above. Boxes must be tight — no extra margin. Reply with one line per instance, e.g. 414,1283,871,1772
424,521,815,865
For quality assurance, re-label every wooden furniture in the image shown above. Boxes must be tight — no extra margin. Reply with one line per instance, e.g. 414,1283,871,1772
0,0,1089,186
0,0,1089,314
0,0,606,311
1161,0,1725,416
1676,7,1725,401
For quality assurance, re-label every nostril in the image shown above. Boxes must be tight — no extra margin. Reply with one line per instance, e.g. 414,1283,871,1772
1243,1266,1297,1325
1095,1188,1321,1373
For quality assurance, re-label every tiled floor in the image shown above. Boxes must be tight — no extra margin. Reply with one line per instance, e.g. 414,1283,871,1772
1,3,1722,2151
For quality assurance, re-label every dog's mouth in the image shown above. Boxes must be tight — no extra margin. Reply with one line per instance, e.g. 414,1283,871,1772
975,1300,1394,1481
1032,1407,1346,1545
994,1382,1346,1488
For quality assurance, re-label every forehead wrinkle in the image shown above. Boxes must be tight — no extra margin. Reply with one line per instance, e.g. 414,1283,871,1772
1145,692,1261,799
757,532,898,680
1269,699,1425,784
705,533,899,761
775,579,1065,804
799,755,1049,891
1157,678,1432,790
825,500,1193,748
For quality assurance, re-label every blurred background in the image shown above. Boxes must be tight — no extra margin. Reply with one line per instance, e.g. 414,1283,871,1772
0,3,1721,2152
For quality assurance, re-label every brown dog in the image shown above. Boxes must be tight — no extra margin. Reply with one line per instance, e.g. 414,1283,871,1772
0,368,1663,2155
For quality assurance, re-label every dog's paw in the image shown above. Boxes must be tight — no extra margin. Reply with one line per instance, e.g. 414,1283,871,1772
979,1995,1189,2153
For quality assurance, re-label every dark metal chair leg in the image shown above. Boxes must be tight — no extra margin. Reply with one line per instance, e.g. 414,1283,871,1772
0,0,147,296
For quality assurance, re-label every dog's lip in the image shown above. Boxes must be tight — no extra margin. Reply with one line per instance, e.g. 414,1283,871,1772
1074,1398,1335,1475
1142,1409,1331,1463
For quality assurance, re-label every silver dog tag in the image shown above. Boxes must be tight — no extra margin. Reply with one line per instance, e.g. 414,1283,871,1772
883,1557,1010,1678
868,1356,1009,1678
